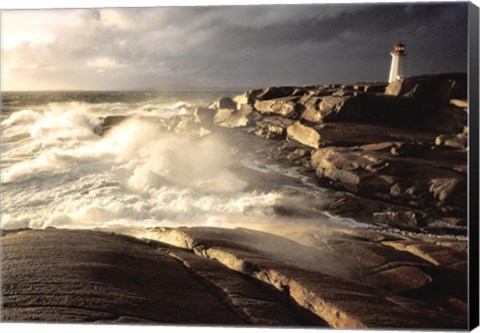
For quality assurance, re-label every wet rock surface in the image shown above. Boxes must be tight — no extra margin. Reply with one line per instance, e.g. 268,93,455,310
1,229,323,326
2,227,467,328
126,225,467,329
175,73,468,233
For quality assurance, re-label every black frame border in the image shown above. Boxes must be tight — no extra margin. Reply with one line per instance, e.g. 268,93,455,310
468,1,479,330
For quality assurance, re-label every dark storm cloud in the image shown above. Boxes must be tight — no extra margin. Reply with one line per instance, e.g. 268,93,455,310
2,2,469,90
146,3,468,87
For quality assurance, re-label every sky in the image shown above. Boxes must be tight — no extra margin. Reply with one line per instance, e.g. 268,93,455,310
1,2,469,91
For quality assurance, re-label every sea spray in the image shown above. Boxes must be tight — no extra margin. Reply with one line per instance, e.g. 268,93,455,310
1,103,283,230
1,92,380,234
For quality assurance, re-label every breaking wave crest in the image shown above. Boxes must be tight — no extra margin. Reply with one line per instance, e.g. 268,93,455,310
1,103,283,230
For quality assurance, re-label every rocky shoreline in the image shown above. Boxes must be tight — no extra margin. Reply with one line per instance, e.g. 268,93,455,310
1,227,467,328
2,73,469,328
115,72,467,234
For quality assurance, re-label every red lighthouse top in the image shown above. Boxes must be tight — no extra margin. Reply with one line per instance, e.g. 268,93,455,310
392,41,406,55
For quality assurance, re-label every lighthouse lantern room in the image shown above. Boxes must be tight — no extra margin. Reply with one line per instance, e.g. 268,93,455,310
388,42,406,83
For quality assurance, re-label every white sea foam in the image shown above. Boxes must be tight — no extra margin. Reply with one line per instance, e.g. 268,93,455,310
1,95,466,243
1,103,283,230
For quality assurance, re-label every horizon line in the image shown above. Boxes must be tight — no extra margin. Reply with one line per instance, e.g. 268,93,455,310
1,87,257,93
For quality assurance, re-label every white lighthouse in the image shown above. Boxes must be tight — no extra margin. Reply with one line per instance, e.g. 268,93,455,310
388,42,406,83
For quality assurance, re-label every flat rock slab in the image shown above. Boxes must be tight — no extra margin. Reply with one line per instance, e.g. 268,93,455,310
286,121,435,149
1,229,316,325
167,249,326,326
381,239,467,272
133,226,467,329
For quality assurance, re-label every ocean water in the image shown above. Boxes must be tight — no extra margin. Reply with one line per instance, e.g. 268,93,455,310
1,91,468,243
1,90,355,231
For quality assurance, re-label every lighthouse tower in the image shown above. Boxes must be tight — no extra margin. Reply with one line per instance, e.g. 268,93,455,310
388,42,406,83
